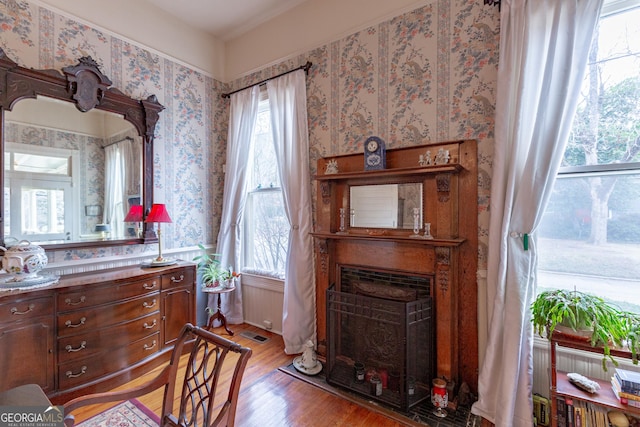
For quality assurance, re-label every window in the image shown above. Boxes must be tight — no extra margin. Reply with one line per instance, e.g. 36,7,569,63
4,144,75,242
243,99,289,279
538,1,640,313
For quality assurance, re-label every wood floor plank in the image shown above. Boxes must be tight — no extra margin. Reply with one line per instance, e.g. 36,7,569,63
67,324,408,426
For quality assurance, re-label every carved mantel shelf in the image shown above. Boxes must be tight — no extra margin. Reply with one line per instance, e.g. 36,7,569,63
311,232,465,247
314,163,463,181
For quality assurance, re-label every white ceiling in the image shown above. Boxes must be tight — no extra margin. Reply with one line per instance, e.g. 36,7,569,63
144,0,311,41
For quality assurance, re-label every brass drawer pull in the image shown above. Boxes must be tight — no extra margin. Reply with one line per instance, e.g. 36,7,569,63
66,341,87,353
143,299,157,309
65,296,86,306
143,281,157,290
171,274,185,283
10,304,35,315
143,340,157,351
66,366,87,378
143,319,157,329
65,317,87,328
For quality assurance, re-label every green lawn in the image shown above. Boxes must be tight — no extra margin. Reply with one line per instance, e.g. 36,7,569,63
538,238,640,279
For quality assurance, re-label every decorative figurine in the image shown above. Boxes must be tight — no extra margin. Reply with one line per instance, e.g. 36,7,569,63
293,340,322,375
325,159,339,174
434,148,450,165
419,150,433,166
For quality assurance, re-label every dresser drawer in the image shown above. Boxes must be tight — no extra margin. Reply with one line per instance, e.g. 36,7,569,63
57,293,159,337
57,312,161,364
58,332,160,390
161,267,194,290
0,295,54,323
57,277,161,312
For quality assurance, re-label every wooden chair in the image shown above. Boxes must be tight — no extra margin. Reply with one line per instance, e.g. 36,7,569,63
63,323,252,427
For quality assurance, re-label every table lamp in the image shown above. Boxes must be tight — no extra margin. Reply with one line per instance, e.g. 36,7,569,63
145,203,173,264
94,223,110,239
124,205,143,237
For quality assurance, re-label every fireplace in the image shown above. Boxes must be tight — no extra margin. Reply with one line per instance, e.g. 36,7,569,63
326,267,435,411
313,140,479,394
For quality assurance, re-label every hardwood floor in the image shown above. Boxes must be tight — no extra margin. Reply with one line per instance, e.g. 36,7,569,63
67,324,412,426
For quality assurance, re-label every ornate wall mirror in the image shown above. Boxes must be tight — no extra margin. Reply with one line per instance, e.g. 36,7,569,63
0,49,164,249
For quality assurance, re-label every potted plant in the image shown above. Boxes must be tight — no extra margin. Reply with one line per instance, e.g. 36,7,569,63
193,244,224,287
218,267,241,288
531,289,629,369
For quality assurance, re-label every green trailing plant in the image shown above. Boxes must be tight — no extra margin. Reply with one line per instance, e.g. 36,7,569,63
621,311,640,366
193,244,224,286
531,289,633,370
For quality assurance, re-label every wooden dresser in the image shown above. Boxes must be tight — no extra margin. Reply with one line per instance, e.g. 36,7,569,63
0,261,195,404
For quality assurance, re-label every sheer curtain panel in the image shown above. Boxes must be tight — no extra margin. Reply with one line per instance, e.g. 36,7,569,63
267,70,316,354
104,143,125,238
471,0,603,425
215,86,261,324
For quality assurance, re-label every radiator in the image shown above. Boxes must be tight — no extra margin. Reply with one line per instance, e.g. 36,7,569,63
532,337,636,398
241,274,284,335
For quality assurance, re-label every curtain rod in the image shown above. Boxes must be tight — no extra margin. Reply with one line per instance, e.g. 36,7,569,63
221,61,312,99
101,136,134,149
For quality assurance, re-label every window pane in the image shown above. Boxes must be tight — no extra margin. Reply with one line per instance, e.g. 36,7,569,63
565,6,640,168
538,172,640,313
21,186,65,235
244,190,288,278
13,152,69,174
250,109,280,190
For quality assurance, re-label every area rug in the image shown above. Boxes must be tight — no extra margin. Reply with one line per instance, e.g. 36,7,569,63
278,363,481,427
75,399,159,427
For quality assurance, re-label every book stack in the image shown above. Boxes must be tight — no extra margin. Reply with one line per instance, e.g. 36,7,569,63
611,367,640,409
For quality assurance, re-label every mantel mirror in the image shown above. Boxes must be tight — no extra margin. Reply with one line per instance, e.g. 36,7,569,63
349,183,423,229
0,49,164,249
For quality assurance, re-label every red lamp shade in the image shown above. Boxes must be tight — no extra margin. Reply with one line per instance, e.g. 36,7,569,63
124,205,144,222
145,204,172,223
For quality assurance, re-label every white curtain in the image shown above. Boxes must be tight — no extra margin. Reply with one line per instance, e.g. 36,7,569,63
215,86,261,324
122,137,141,200
267,70,316,354
471,1,603,425
104,143,125,238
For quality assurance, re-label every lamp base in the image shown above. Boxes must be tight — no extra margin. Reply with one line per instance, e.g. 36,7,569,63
141,258,177,268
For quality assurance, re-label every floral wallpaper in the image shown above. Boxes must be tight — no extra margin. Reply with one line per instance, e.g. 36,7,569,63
0,0,497,270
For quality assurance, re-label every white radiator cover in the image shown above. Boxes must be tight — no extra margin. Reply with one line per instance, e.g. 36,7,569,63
241,274,284,335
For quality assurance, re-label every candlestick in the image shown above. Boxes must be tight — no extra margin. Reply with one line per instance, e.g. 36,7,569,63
336,207,348,234
410,207,421,238
423,222,433,239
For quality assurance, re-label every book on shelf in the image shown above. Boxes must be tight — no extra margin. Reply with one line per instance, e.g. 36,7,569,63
566,398,574,427
571,400,608,427
611,378,640,408
612,376,640,402
615,368,640,391
556,397,567,427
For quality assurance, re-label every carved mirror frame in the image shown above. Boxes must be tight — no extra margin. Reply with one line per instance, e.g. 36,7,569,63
0,48,164,250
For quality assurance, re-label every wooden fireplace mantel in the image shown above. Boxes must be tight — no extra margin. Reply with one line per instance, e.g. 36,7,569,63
313,139,478,392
